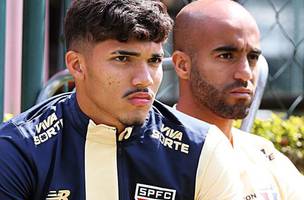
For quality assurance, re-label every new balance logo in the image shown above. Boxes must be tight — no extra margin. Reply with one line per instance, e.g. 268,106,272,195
135,183,176,200
46,190,71,200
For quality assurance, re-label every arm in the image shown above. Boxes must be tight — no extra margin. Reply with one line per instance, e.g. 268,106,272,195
0,135,34,200
195,126,243,200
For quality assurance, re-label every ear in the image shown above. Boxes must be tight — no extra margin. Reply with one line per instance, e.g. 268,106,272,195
172,50,191,80
65,50,86,81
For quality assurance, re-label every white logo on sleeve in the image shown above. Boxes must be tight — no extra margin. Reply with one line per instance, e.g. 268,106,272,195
151,124,189,154
46,190,70,200
34,113,64,145
135,183,176,200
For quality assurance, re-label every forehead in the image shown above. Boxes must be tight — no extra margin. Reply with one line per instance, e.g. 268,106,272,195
195,17,260,52
88,39,164,57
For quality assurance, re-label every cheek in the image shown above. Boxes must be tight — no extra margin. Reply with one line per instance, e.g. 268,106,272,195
106,76,121,86
253,68,259,83
154,68,163,87
195,59,224,83
101,69,125,86
201,69,226,88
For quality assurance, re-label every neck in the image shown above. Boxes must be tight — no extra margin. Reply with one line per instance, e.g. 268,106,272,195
176,96,233,144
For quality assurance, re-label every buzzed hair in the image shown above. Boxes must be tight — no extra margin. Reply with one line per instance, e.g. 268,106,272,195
173,0,254,54
173,11,206,55
173,1,210,55
64,0,173,50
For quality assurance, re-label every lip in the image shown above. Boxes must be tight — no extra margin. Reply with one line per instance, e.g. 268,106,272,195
127,92,153,106
229,87,253,98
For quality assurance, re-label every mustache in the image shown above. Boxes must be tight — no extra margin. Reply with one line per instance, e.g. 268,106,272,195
224,80,249,91
122,88,153,98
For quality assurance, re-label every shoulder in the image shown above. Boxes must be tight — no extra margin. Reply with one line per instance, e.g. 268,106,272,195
149,100,228,156
152,101,234,148
0,92,79,152
0,92,72,141
232,128,275,153
0,93,78,198
152,100,211,132
151,100,238,162
232,130,304,197
151,100,237,149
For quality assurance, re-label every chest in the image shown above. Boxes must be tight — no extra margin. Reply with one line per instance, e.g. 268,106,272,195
37,133,200,200
235,147,281,200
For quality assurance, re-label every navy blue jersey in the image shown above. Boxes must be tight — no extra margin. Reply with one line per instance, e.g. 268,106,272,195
0,92,241,200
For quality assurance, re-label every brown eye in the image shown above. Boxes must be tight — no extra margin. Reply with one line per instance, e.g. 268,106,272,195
219,53,233,59
248,53,259,61
114,56,129,62
148,57,162,64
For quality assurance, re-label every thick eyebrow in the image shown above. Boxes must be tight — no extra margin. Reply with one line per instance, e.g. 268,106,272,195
110,50,164,58
213,45,262,55
151,53,164,58
213,45,238,52
251,48,262,55
111,50,140,56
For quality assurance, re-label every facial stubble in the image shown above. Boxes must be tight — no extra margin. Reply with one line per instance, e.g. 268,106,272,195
190,65,252,119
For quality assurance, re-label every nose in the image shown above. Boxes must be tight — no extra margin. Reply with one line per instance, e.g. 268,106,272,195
131,63,154,88
234,58,253,82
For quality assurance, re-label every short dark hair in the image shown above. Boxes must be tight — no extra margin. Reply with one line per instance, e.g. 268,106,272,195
64,0,173,50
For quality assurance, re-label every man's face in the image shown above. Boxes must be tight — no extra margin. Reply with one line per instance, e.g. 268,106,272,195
79,40,164,129
189,18,261,119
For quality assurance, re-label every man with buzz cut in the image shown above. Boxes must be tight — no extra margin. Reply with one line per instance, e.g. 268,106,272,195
172,0,304,199
0,0,243,199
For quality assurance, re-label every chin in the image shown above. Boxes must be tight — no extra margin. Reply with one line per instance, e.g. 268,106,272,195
228,98,251,105
120,111,149,127
212,100,251,120
121,118,146,127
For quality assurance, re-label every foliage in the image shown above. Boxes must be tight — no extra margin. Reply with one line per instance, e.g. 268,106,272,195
234,114,304,173
3,113,13,122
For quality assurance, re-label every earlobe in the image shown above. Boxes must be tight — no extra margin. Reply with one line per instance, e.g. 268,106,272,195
172,50,191,80
65,51,85,80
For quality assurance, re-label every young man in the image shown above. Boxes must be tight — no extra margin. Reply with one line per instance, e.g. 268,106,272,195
0,0,242,199
172,0,304,199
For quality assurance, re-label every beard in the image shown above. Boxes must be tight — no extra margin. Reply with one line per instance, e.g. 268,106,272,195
189,65,253,119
